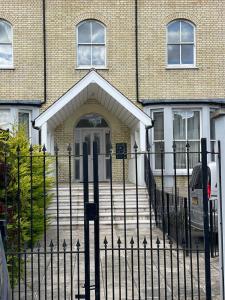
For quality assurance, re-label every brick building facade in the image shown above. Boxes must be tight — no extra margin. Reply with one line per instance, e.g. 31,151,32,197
0,1,224,185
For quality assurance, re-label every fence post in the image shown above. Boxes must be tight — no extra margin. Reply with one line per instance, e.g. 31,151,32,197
213,110,225,300
201,138,212,300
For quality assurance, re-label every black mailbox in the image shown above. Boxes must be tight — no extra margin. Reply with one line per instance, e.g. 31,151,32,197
116,143,127,159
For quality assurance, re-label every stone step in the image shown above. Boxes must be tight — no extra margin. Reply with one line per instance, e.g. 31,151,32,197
49,219,155,226
48,204,150,210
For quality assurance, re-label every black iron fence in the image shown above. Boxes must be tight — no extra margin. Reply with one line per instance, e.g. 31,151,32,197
0,138,222,299
144,139,219,259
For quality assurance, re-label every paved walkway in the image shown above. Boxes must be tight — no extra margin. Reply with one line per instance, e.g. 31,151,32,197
12,223,220,300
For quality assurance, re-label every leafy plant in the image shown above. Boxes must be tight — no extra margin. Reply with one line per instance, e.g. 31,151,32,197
0,126,54,285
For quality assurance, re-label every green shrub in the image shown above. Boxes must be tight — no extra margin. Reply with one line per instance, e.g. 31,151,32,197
0,126,54,285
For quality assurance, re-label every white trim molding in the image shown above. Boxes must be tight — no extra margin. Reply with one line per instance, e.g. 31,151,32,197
34,70,152,128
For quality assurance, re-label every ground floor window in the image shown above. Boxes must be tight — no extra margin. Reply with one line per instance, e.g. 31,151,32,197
0,109,10,130
148,105,217,174
18,110,31,139
210,110,216,161
152,110,164,170
173,110,200,169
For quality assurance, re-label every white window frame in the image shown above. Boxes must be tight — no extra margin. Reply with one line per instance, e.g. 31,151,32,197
0,108,11,130
151,109,165,171
173,108,201,170
210,108,217,162
0,19,14,69
76,20,107,69
166,19,196,69
18,109,32,140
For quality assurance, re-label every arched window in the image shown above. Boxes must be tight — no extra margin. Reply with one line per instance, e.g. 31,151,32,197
0,20,13,68
167,20,195,67
77,20,106,68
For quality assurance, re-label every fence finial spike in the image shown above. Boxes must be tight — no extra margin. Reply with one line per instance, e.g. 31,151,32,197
134,141,138,150
104,236,108,245
117,237,122,245
42,144,46,152
130,237,134,245
54,144,59,153
76,239,80,248
49,240,54,248
156,237,160,245
29,144,33,152
63,239,67,249
67,144,72,152
143,237,147,245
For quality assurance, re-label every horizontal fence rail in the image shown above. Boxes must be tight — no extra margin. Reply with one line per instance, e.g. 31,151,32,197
0,138,221,299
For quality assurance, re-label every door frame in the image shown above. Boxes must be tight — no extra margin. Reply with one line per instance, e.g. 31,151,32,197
74,127,110,181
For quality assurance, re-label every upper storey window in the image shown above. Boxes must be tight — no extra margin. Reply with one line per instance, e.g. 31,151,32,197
167,20,195,67
0,20,13,68
77,20,106,68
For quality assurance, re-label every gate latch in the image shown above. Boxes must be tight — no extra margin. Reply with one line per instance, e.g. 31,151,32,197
85,202,97,221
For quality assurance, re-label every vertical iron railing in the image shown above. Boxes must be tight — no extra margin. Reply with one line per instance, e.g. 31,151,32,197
0,138,221,299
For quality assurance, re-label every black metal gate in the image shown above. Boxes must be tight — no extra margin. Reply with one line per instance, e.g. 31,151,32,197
0,138,223,299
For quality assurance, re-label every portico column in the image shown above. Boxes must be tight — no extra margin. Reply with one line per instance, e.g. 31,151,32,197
41,122,48,149
138,122,146,186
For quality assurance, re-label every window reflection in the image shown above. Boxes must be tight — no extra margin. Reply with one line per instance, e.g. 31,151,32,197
77,20,106,67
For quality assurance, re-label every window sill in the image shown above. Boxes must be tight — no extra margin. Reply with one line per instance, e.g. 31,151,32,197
76,67,109,71
0,67,15,70
166,66,199,70
153,170,193,176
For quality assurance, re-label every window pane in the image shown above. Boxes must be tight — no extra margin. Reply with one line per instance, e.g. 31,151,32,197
92,46,105,66
78,45,91,66
92,22,105,43
168,45,180,65
0,22,12,43
78,21,91,43
0,109,10,130
181,21,194,43
187,111,200,139
155,142,164,170
181,44,194,64
153,111,164,140
0,44,12,66
84,134,91,155
189,141,200,168
173,112,186,140
175,141,186,169
18,112,30,138
167,22,180,43
210,112,216,140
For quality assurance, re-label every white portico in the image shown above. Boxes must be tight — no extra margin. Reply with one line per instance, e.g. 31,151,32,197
34,70,152,185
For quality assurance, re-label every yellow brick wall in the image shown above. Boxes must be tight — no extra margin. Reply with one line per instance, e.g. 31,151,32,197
0,1,224,103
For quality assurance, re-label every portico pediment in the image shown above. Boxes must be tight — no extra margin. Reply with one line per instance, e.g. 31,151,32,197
34,70,152,129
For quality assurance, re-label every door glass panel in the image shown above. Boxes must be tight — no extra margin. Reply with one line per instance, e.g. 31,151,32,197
75,143,80,157
75,160,80,180
84,134,91,155
93,133,100,154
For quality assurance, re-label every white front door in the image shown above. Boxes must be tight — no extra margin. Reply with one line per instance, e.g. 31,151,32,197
75,128,110,181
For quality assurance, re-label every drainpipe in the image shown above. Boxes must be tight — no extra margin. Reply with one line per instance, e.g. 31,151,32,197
42,0,47,105
31,121,41,146
145,122,155,150
32,0,46,143
135,0,141,105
